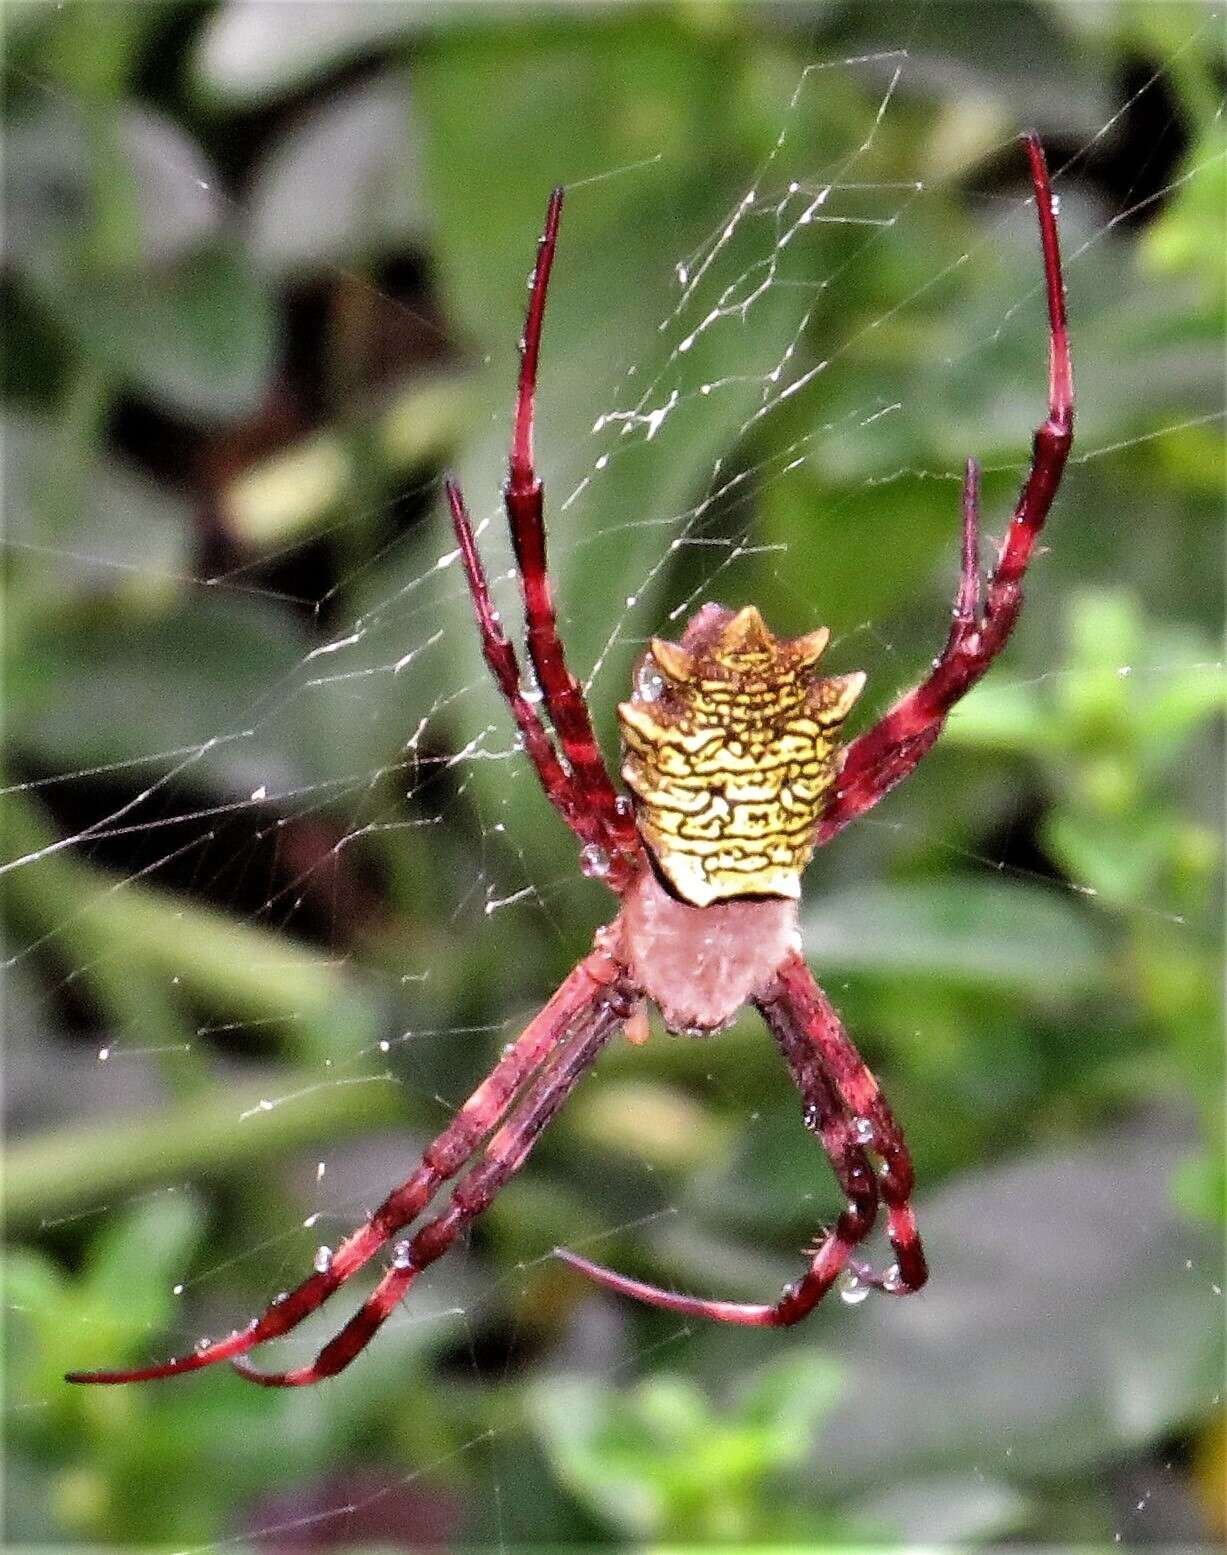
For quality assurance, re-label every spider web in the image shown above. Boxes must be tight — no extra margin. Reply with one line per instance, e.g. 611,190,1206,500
4,7,1225,1550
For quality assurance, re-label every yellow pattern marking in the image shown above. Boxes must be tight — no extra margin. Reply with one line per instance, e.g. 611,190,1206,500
618,606,864,907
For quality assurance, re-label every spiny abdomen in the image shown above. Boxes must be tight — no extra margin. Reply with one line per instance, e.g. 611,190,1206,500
618,605,864,908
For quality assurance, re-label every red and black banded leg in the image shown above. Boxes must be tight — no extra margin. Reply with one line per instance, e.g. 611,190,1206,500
556,1002,881,1326
818,132,1073,844
501,188,640,871
763,953,927,1295
234,978,634,1385
66,948,628,1386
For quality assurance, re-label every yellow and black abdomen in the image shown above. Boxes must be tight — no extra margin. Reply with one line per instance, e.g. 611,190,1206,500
617,607,865,909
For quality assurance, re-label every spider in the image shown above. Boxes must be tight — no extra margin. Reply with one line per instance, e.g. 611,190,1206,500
68,132,1071,1388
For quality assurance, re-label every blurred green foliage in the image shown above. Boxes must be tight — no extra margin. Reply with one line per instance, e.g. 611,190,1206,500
3,1,1223,1548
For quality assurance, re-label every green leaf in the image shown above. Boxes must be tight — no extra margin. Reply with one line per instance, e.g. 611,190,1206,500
190,0,423,109
805,1122,1220,1492
1142,128,1227,312
1044,808,1181,907
247,69,428,273
77,241,276,423
5,100,222,277
801,878,1106,996
83,1196,204,1333
4,413,194,606
530,1356,843,1541
403,15,896,869
5,1060,393,1230
6,102,271,419
9,592,372,795
1143,658,1227,743
942,680,1053,752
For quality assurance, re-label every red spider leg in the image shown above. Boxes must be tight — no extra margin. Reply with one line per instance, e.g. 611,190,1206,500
66,948,625,1386
817,132,1073,845
555,1004,880,1326
447,478,611,855
234,980,633,1385
764,952,927,1294
502,187,640,873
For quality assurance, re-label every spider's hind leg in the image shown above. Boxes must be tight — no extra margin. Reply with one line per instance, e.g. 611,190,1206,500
554,986,884,1327
761,952,928,1296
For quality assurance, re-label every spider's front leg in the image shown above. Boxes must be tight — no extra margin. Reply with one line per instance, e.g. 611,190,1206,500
818,132,1073,843
447,186,641,888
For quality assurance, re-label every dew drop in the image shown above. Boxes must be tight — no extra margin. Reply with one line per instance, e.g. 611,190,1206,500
802,1102,821,1133
379,1039,391,1053
250,784,267,801
853,1115,875,1146
881,1262,904,1293
636,665,665,702
313,1245,333,1274
172,1283,184,1296
194,1336,212,1353
579,843,610,879
97,1046,110,1062
392,1240,413,1270
839,1272,870,1306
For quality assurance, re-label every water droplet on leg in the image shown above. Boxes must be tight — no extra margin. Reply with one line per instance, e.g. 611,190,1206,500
579,844,610,879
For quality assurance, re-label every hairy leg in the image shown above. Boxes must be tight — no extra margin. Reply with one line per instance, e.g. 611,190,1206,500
67,947,629,1385
556,993,881,1326
235,979,632,1384
818,133,1072,844
761,953,927,1293
447,477,611,854
501,188,641,873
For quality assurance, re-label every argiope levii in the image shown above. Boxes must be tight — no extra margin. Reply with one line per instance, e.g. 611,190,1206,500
69,133,1072,1387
